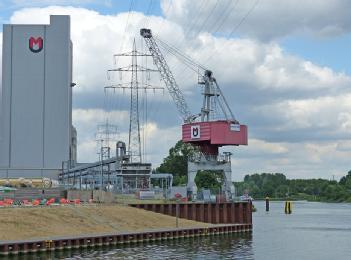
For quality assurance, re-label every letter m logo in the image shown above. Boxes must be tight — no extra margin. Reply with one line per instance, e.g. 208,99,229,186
29,37,43,53
191,125,200,139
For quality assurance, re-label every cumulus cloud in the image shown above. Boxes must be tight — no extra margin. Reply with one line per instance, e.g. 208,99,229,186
231,140,350,180
2,5,351,180
191,34,351,94
162,0,351,41
72,108,127,161
73,108,181,165
255,94,351,140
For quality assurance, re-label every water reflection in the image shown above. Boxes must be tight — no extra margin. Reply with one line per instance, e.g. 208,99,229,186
5,233,253,260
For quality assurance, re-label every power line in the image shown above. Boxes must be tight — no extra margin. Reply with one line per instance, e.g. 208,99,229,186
174,0,239,81
228,0,259,38
157,0,172,32
211,0,240,34
195,0,221,36
173,0,259,88
144,0,155,28
182,0,210,39
209,0,233,32
114,0,136,67
203,0,260,66
104,0,136,130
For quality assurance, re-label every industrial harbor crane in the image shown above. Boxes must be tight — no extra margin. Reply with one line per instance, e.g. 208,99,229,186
140,28,248,200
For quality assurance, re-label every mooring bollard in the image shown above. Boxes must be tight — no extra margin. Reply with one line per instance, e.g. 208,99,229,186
284,201,292,214
265,196,269,212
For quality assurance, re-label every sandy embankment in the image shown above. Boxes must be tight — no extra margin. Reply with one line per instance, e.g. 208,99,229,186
0,204,208,241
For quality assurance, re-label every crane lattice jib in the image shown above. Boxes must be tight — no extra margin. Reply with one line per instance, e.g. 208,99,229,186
140,28,192,123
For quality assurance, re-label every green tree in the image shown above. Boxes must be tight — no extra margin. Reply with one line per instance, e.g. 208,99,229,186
156,140,197,186
339,170,351,189
195,170,223,193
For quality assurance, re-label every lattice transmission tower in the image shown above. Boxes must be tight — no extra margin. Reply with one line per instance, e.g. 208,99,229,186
95,120,118,160
106,39,163,163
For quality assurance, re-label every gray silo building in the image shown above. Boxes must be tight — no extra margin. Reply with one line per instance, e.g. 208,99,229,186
0,15,76,179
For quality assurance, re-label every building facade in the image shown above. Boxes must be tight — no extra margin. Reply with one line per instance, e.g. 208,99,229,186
0,15,74,179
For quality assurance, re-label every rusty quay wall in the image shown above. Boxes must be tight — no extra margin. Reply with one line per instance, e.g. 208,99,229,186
129,202,252,224
0,224,252,256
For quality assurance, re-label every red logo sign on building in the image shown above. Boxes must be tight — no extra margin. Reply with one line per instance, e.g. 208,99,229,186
29,37,43,53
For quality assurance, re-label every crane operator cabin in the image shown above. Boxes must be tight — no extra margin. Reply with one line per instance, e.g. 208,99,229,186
0,15,76,179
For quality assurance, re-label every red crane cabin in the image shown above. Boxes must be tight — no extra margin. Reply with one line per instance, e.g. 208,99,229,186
182,121,248,154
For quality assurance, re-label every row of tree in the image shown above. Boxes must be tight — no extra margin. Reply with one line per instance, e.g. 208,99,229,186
234,172,351,202
156,140,351,202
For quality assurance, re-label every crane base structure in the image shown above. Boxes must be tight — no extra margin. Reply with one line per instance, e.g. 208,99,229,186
183,121,247,200
187,153,234,200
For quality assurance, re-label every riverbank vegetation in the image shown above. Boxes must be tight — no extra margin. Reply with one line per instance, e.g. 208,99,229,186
157,141,351,202
234,172,351,202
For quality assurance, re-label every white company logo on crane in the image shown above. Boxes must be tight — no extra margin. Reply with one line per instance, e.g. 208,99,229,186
191,125,201,139
29,37,43,53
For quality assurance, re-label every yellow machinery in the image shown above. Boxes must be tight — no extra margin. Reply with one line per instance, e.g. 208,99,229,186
0,178,52,188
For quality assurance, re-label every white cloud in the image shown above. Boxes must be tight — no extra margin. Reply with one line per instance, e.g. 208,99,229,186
191,34,351,93
73,108,128,160
72,108,181,166
232,140,351,180
257,94,351,134
247,138,288,155
162,0,351,41
141,123,181,165
2,6,351,180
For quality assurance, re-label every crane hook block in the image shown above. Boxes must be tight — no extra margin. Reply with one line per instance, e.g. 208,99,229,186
140,28,152,38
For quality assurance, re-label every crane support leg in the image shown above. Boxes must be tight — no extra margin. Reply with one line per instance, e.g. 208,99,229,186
187,154,234,201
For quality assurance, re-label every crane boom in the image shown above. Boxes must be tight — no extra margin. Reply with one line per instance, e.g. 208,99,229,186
140,28,193,123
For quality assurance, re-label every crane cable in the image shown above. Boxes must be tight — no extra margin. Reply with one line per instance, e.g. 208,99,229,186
156,41,202,74
154,35,207,72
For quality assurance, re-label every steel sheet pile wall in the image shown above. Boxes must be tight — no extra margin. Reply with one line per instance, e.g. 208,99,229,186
129,202,252,224
0,202,252,255
0,225,252,255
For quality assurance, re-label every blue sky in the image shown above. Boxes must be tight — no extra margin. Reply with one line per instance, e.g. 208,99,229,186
282,34,351,75
1,0,350,75
1,0,351,180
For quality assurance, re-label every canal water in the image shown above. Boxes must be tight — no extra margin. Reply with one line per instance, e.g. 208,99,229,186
5,201,351,259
